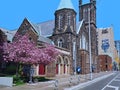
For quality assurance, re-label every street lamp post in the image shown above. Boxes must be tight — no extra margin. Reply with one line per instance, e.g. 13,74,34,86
73,41,76,75
88,8,92,80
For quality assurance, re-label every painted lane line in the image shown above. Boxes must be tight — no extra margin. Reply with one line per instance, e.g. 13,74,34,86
101,74,120,90
113,79,120,82
107,85,119,90
115,78,120,79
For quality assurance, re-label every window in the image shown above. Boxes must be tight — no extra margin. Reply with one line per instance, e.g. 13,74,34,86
74,17,76,30
86,42,88,50
83,9,86,20
83,36,85,49
82,35,86,49
58,14,63,30
102,29,108,34
80,34,87,50
80,38,82,49
29,37,32,41
67,14,71,26
21,30,26,35
58,39,63,48
83,9,88,21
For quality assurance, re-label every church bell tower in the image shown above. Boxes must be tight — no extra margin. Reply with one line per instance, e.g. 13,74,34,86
52,0,76,51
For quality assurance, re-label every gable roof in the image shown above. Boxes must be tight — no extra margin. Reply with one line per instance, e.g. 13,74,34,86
22,18,40,35
76,20,84,34
0,18,84,43
0,19,55,43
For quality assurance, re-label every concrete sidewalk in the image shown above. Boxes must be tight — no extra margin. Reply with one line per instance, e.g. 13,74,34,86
0,71,115,90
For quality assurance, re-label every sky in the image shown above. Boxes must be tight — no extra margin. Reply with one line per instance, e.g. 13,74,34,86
0,0,120,40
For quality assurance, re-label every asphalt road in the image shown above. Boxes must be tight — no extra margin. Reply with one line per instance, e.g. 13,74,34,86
79,71,120,90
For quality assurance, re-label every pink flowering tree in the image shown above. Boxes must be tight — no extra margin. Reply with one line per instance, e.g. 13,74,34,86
2,34,59,83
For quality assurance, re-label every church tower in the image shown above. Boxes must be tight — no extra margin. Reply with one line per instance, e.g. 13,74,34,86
79,0,98,73
79,0,96,24
52,0,76,51
51,0,77,74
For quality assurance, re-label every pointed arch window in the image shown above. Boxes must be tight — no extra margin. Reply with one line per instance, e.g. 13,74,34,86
83,9,86,20
74,17,76,30
67,13,71,26
80,34,87,50
58,39,63,48
58,14,63,30
82,35,86,49
86,42,88,50
83,8,88,21
80,37,82,49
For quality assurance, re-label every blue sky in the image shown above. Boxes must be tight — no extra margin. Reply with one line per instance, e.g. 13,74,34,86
0,0,120,40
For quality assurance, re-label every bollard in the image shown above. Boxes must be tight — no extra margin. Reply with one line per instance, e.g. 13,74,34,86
77,75,80,83
54,79,58,90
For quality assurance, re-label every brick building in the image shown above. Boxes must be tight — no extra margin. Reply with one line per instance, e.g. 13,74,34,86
98,55,112,71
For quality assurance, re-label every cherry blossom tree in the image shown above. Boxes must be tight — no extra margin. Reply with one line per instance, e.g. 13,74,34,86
3,34,59,64
1,34,59,83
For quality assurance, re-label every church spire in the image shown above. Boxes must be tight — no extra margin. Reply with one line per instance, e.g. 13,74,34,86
57,0,75,10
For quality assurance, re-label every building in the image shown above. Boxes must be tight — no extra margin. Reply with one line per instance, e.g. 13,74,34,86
97,27,119,70
77,0,98,74
97,27,115,60
0,0,98,76
115,40,120,60
115,40,120,69
0,29,7,73
98,55,112,71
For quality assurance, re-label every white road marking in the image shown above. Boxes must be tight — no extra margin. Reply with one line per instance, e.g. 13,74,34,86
107,85,119,90
101,74,120,90
113,79,120,82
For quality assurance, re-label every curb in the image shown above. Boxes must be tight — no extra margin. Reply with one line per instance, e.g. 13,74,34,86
64,73,115,90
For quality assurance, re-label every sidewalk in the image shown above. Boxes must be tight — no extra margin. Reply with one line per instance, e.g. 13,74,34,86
0,71,114,90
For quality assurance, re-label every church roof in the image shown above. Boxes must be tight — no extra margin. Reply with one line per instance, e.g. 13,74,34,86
76,20,84,34
36,20,54,37
0,28,17,42
38,35,54,45
57,0,75,10
25,18,40,35
0,19,83,43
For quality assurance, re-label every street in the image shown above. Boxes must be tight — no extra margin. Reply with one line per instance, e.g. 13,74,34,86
79,71,120,90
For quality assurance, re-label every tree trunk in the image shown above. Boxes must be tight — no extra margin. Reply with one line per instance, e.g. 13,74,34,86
16,63,19,77
29,65,34,84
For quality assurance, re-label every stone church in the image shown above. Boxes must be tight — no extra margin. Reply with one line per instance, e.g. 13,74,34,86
0,0,98,77
50,0,98,74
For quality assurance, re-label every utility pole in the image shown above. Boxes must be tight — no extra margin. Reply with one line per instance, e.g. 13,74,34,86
88,8,92,80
